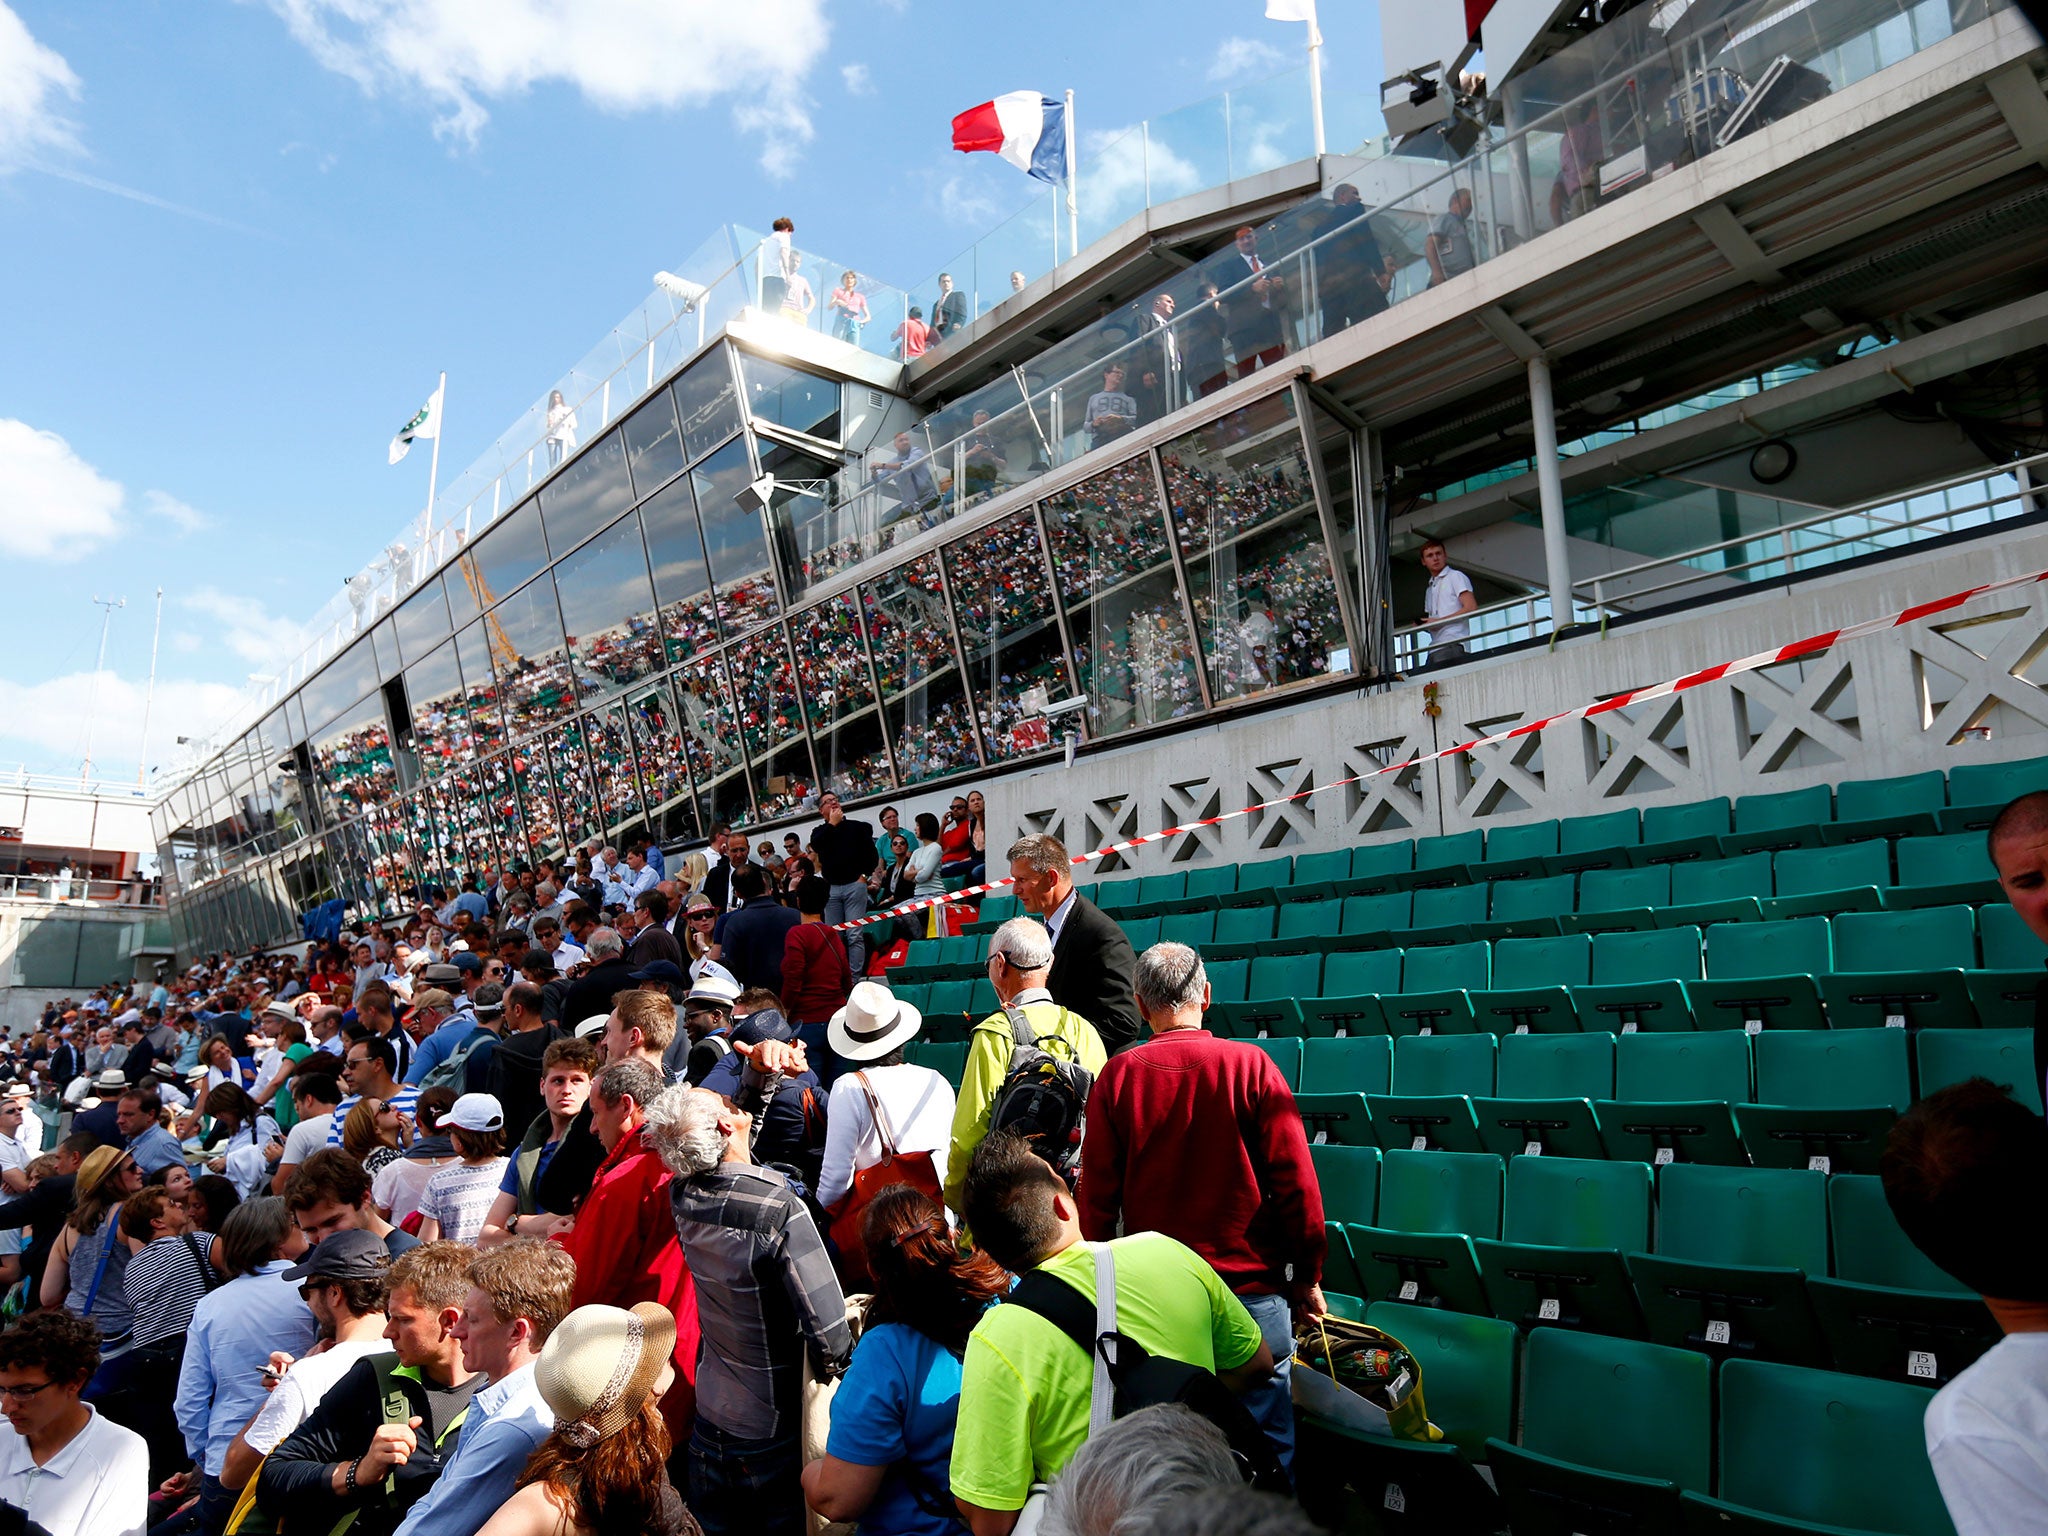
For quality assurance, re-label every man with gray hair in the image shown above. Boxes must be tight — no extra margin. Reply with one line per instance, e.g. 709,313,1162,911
1077,941,1325,1473
943,916,1107,1212
561,925,635,1027
1006,834,1139,1054
1041,1405,1241,1536
647,1085,851,1536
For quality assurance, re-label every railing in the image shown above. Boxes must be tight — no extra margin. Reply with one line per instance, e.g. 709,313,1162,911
0,875,164,906
0,765,156,800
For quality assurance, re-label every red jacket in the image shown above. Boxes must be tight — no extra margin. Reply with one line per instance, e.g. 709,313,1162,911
1078,1029,1325,1294
556,1125,698,1435
781,922,853,1025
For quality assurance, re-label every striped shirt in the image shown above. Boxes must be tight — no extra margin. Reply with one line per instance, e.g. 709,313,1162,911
418,1158,508,1244
124,1232,216,1349
327,1086,419,1147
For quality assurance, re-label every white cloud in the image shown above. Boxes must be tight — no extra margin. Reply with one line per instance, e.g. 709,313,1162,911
1207,35,1285,82
0,3,79,171
180,587,308,669
0,669,244,778
1077,126,1201,227
935,172,1003,229
144,489,212,536
840,62,872,95
263,0,832,174
0,419,123,559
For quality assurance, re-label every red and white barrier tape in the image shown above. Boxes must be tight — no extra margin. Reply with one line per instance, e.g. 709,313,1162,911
832,565,2048,933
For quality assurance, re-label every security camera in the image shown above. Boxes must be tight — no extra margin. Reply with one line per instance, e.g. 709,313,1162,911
653,271,708,311
1036,695,1089,721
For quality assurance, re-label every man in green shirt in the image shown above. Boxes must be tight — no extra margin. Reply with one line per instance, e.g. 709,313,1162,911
944,919,1107,1212
949,1132,1272,1534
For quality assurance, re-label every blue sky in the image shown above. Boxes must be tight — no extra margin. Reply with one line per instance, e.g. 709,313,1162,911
0,0,1382,787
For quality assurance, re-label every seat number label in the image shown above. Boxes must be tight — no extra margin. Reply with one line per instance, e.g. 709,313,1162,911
1655,1147,1675,1166
1411,1135,1428,1151
1539,1299,1562,1320
1515,1024,1530,1034
1808,1155,1832,1174
1384,1485,1407,1513
1908,1351,1938,1380
1744,1019,1763,1034
1621,1022,1638,1033
1705,1320,1732,1344
1525,1141,1544,1157
1400,1280,1420,1301
1886,1013,1907,1029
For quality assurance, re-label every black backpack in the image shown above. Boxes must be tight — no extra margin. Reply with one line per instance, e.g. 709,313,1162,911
1009,1253,1290,1495
987,1003,1093,1180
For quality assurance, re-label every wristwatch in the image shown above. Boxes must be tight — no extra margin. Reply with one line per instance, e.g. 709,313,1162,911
508,1214,521,1236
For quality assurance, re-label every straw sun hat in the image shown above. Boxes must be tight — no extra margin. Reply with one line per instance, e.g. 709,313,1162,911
535,1301,678,1448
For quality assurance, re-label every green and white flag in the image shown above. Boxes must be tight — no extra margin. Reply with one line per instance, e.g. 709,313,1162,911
388,382,444,465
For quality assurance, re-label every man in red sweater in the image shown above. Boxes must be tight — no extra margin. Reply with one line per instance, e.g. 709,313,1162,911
554,1055,698,1454
1077,940,1325,1472
782,875,854,1085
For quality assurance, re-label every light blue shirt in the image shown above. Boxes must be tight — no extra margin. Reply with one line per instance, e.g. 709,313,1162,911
403,1018,484,1086
605,864,659,908
394,1362,554,1536
123,1122,185,1175
174,1261,320,1476
644,845,666,878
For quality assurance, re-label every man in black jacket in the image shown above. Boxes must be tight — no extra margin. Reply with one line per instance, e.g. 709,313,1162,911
718,865,802,994
257,1240,481,1536
560,927,636,1032
1007,832,1141,1054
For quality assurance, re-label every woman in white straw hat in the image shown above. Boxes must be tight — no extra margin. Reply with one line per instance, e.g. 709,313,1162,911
817,981,955,1240
477,1301,700,1536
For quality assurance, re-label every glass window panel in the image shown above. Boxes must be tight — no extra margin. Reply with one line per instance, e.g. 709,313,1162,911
436,767,494,875
540,429,634,556
453,621,506,756
1069,572,1204,736
300,638,379,728
751,739,817,824
674,652,751,829
551,511,662,706
741,353,841,441
758,440,846,602
791,594,877,732
490,575,577,739
311,694,395,828
1160,392,1310,559
510,747,564,862
407,639,469,781
694,438,781,632
639,479,722,664
1043,458,1177,609
467,500,549,617
548,721,605,851
810,705,894,804
587,704,649,840
369,624,398,684
626,681,703,847
288,693,308,753
475,754,523,869
622,387,686,499
948,513,1071,765
888,667,981,787
727,629,814,820
674,350,742,463
1185,511,1349,702
861,552,956,698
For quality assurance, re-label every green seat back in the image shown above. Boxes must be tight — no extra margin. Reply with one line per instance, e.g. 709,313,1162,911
1773,840,1889,897
1303,1036,1394,1096
1342,891,1412,934
1401,940,1490,993
1948,754,2048,809
1835,770,1945,823
1492,933,1591,989
1916,1028,2040,1113
1490,873,1577,924
1377,1149,1504,1236
925,980,972,1018
1415,831,1484,870
1120,916,1162,952
1579,864,1671,911
1353,841,1416,879
914,1042,969,1085
1159,910,1217,947
1310,1142,1381,1226
1206,958,1250,1003
1496,1031,1613,1099
1186,864,1239,899
1485,820,1560,862
1293,849,1351,886
976,894,1019,924
1734,784,1833,833
1250,1037,1302,1088
1560,808,1642,855
1500,1154,1651,1249
1752,1029,1910,1111
1391,1033,1496,1096
1138,872,1188,904
1704,916,1831,979
939,935,981,966
1591,925,1703,983
1832,904,1976,972
903,938,943,968
1213,905,1276,946
1980,903,2036,968
1716,1360,1947,1536
1642,797,1730,843
1325,948,1402,996
1095,876,1144,910
1238,855,1294,892
1519,1329,1710,1489
1294,1092,1374,1146
1250,952,1322,1000
1654,1164,1828,1271
1365,1302,1520,1458
1895,833,1994,888
967,979,998,1019
1672,850,1773,905
1276,898,1343,943
1615,1031,1751,1103
1828,1173,1971,1292
1413,882,1490,929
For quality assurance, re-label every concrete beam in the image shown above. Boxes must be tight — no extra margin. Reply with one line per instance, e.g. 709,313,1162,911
1987,60,2048,165
1437,518,1745,608
1477,305,1546,362
1692,202,1783,286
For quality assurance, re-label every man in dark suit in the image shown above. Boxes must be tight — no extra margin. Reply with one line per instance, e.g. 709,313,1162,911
1006,833,1140,1054
932,272,969,342
702,824,736,912
1220,224,1290,378
561,926,637,1031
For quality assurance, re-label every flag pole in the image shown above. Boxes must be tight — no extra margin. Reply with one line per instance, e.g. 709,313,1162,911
1064,89,1079,260
424,371,446,525
1308,18,1326,158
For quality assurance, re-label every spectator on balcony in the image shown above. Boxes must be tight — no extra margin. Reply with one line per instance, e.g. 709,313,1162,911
1418,537,1477,666
1425,187,1477,286
893,308,934,363
763,216,799,312
810,793,878,977
875,431,939,520
1222,226,1288,378
933,273,969,342
1010,269,1028,293
961,410,1008,502
1184,281,1230,398
1314,182,1393,333
1084,364,1139,453
781,269,817,328
545,390,579,468
829,271,870,344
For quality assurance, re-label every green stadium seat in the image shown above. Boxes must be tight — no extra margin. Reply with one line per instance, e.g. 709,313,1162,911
1414,830,1484,876
1820,904,1976,1029
889,982,930,1015
892,937,946,983
1634,797,1731,865
1979,902,2035,968
1682,1360,1949,1536
1686,917,1829,1031
1722,784,1833,856
1574,926,1702,1033
1826,770,1945,844
1368,1034,1495,1153
1388,940,1490,1035
1213,952,1320,1038
1310,1142,1380,1227
938,935,982,968
1551,808,1643,875
966,979,998,1022
1488,1330,1708,1536
1295,1419,1500,1536
1322,1291,1365,1321
923,980,972,1023
1473,932,1588,1034
1094,875,1144,912
1965,902,2039,1028
1664,849,1772,931
965,893,1019,932
1292,849,1350,887
1808,1172,1997,1389
1596,1030,1749,1165
1476,1156,1649,1337
1118,916,1162,953
1474,819,1560,880
1248,1036,1302,1088
1308,949,1404,1037
1213,870,1282,914
915,1041,968,1087
1943,752,2048,832
1473,1030,1612,1162
1294,1092,1375,1147
1364,1302,1520,1459
1185,864,1239,900
1205,958,1250,1003
1349,840,1417,891
1885,831,2002,910
1275,897,1343,946
1403,881,1490,943
1203,904,1274,959
1340,889,1411,939
1764,840,1889,920
1735,1029,1908,1174
1916,1027,2040,1112
1157,910,1216,948
1630,1164,1828,1365
1576,863,1670,918
1137,871,1187,906
1339,1149,1501,1312
1302,1036,1394,1095
1235,854,1293,892
1484,871,1575,939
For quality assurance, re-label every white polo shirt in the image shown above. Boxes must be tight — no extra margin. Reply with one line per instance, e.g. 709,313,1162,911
1424,565,1475,644
0,1404,149,1536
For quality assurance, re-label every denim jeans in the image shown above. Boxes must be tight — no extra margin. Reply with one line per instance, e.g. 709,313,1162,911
824,880,869,974
689,1420,805,1536
1239,1291,1298,1474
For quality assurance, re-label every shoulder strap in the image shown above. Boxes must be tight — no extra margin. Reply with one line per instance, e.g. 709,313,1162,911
1000,1002,1036,1057
1008,1249,1149,1436
80,1220,118,1316
184,1232,220,1291
854,1071,898,1158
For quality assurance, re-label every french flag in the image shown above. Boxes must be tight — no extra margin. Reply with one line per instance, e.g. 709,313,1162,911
951,92,1068,183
